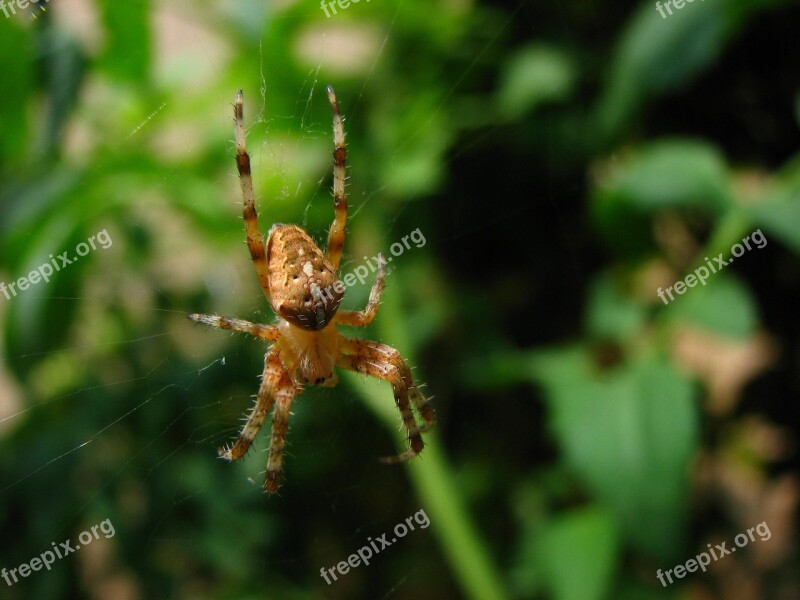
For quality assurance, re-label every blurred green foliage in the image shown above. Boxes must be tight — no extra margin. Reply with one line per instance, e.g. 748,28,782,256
1,0,799,599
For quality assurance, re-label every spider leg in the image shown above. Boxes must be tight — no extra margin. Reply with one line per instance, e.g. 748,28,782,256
234,90,272,301
341,337,435,432
325,86,347,271
336,337,435,463
264,369,297,493
187,313,280,342
334,253,385,326
218,347,287,461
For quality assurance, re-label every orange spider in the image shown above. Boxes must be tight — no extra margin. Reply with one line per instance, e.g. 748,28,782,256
188,88,435,493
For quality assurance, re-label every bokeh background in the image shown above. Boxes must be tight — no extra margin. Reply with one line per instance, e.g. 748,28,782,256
1,0,799,598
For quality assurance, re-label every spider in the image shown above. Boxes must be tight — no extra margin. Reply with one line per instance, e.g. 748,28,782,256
188,88,435,493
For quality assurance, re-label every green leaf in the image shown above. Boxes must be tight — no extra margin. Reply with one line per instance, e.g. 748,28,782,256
97,0,151,82
592,139,732,256
375,91,450,198
0,20,34,166
598,140,731,212
537,508,618,600
531,350,698,560
595,0,789,140
497,45,576,119
585,272,648,342
597,2,726,138
663,273,759,339
746,156,800,253
39,25,88,156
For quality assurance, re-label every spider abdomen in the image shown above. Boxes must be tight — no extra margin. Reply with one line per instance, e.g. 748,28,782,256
266,224,343,330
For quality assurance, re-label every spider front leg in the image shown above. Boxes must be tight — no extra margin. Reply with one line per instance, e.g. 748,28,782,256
334,253,385,326
188,313,281,342
336,338,435,463
234,90,272,301
325,86,347,271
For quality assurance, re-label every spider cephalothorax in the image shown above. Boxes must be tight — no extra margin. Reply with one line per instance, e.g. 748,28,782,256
188,88,434,493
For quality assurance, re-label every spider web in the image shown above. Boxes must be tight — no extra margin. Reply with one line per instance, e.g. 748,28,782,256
0,1,543,597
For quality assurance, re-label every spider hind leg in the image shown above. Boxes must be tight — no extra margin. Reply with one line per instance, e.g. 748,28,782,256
264,370,297,493
211,339,297,494
336,338,434,463
217,348,287,461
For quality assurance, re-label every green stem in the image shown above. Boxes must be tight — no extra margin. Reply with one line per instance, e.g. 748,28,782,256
343,277,508,600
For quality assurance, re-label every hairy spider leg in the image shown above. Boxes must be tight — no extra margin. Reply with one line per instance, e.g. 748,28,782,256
188,313,281,342
334,253,386,326
325,86,347,271
264,368,298,492
218,347,287,461
235,90,272,302
337,337,435,462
